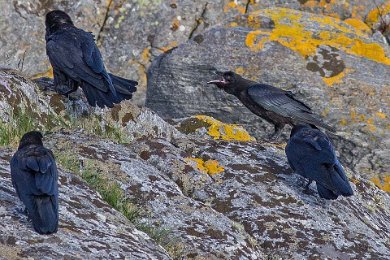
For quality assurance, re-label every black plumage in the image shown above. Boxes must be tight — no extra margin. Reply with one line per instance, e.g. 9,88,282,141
45,10,137,108
285,125,354,200
207,71,334,140
10,131,59,234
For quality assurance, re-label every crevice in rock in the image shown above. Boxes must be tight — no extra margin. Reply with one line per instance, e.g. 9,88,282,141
96,0,113,44
188,3,208,40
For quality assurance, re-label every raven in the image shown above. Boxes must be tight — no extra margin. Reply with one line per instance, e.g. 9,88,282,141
207,71,334,140
285,125,354,200
10,131,59,234
45,10,137,108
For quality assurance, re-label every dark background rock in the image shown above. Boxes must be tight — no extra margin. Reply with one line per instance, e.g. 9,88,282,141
146,8,390,189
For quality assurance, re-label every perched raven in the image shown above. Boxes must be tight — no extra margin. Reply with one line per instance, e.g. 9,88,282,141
285,125,354,200
45,10,137,108
10,131,59,234
207,71,334,140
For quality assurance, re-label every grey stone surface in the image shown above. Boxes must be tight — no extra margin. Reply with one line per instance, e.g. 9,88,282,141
1,68,390,259
0,149,170,259
146,8,390,185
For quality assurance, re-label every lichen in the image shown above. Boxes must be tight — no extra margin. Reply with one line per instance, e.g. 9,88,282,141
366,1,390,28
244,8,390,68
194,115,255,142
370,176,390,192
185,157,224,176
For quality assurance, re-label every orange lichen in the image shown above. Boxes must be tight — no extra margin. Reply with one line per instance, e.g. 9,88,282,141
344,18,372,35
31,66,54,79
322,69,348,86
244,8,390,66
140,48,151,63
224,1,246,14
185,158,224,176
376,112,387,119
194,115,255,142
366,1,390,28
371,176,390,192
235,66,245,75
159,41,178,52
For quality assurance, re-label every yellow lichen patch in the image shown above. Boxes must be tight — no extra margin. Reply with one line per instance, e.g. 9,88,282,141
31,66,53,79
194,115,255,142
159,41,178,52
322,68,350,86
244,8,390,65
185,157,224,176
229,22,238,27
339,118,348,126
235,66,245,75
224,1,246,14
376,112,387,119
371,176,390,192
365,118,377,132
247,14,262,28
140,47,151,63
344,18,372,35
366,1,390,28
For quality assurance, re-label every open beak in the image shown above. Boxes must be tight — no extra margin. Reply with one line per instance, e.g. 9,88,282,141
207,70,226,85
207,79,225,85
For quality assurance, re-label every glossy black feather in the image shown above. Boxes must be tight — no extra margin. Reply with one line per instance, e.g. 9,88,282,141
207,71,334,139
10,132,58,234
285,125,354,200
45,10,137,108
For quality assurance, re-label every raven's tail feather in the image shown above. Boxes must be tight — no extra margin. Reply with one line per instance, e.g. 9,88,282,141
316,183,338,200
31,195,58,234
331,161,354,197
81,74,137,108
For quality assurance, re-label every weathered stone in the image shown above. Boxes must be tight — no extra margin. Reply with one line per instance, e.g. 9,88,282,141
1,67,390,259
146,8,390,190
0,149,170,259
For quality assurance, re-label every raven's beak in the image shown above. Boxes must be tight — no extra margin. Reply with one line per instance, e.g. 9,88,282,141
207,70,226,85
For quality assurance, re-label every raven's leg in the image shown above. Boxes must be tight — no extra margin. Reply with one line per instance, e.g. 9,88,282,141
305,179,313,191
269,124,284,141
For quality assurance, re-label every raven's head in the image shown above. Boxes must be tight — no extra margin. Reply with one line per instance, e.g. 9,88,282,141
18,131,44,150
45,10,73,30
207,71,242,94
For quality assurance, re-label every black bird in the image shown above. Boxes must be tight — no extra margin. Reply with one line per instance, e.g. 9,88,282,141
207,71,334,140
45,10,137,108
285,125,354,200
10,131,59,234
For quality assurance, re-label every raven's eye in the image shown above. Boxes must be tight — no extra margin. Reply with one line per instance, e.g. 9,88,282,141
224,73,234,82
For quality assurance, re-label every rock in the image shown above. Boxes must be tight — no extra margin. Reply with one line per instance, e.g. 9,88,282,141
0,149,170,259
1,0,385,106
146,8,390,189
1,68,390,259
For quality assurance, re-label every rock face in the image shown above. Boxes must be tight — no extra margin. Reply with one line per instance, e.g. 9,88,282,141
0,149,170,259
1,70,390,259
146,8,390,189
1,0,388,104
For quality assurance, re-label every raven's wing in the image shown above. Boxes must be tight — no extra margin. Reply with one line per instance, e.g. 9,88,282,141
46,28,113,93
247,85,334,131
11,146,58,197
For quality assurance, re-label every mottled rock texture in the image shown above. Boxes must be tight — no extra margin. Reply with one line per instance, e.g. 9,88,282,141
146,8,390,191
1,70,390,259
1,0,388,104
0,149,170,259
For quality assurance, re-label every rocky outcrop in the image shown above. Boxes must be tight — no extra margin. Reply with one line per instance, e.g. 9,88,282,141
146,8,390,191
1,69,390,259
0,149,170,259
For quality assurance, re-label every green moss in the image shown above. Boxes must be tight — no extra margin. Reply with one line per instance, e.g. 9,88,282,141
0,109,39,147
56,152,182,256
